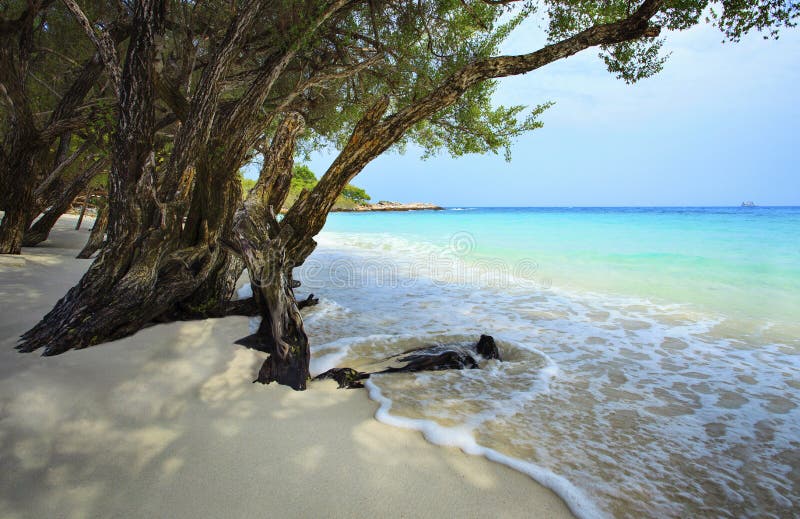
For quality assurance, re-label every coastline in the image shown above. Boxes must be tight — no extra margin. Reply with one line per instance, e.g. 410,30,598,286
331,201,444,212
0,215,573,519
310,207,800,517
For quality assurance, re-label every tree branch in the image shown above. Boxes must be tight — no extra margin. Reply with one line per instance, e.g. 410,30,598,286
224,0,351,135
61,0,122,91
159,0,266,200
280,0,665,262
251,112,306,213
35,139,93,197
257,54,383,136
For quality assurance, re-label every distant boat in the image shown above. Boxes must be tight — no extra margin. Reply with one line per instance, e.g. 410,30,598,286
741,201,756,207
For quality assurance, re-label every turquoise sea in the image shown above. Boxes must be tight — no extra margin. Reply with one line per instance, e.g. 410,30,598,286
286,207,800,518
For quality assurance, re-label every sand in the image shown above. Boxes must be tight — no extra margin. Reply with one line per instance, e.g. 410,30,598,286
0,215,574,519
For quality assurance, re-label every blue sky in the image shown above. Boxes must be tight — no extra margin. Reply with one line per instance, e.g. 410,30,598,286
276,18,800,206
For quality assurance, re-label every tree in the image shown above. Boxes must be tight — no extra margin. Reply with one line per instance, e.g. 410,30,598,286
341,185,370,205
0,0,123,253
239,172,257,195
9,0,797,389
272,163,370,209
292,165,317,189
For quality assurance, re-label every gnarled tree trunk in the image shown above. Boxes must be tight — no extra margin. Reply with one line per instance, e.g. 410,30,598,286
17,0,174,354
153,152,246,321
232,113,309,389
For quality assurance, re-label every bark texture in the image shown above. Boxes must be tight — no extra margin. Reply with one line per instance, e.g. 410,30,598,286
232,113,309,389
0,2,42,253
77,200,109,259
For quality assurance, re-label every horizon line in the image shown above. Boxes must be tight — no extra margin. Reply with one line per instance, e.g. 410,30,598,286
427,204,800,208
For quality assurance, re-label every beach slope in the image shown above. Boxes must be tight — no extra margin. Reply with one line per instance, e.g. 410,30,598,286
0,215,573,519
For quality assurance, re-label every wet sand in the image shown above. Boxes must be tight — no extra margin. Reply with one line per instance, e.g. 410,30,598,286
0,214,573,519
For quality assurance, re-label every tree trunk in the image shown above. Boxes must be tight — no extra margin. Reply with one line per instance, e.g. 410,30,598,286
0,178,35,254
0,4,39,255
23,158,106,247
77,200,108,259
75,189,90,230
154,248,246,320
232,113,309,389
250,273,310,390
234,210,310,390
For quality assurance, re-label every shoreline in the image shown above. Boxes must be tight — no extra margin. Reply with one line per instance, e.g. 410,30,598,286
0,215,573,519
331,201,444,212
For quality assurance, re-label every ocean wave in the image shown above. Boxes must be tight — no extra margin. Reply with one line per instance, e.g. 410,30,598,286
309,331,601,517
292,231,800,517
237,221,800,517
364,374,604,519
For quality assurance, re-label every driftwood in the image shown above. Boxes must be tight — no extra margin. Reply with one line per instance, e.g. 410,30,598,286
476,334,501,360
313,334,501,389
310,368,370,389
296,293,319,309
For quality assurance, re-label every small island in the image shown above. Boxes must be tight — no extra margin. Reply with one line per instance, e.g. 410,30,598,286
332,200,444,212
243,165,442,213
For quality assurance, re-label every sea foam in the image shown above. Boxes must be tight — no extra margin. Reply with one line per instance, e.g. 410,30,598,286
364,377,605,519
239,208,800,517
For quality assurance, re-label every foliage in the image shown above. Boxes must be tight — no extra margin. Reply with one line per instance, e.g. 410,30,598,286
341,185,371,205
544,0,797,82
239,164,371,208
2,0,797,218
239,172,257,194
291,165,318,190
600,39,669,84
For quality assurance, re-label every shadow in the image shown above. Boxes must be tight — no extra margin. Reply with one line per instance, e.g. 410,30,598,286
0,215,573,519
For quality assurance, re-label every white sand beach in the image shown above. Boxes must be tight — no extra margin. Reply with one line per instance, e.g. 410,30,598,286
0,215,573,519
